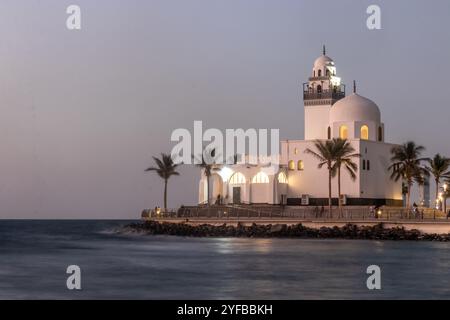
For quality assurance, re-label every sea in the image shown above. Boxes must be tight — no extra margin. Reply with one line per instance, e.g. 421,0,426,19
0,220,449,299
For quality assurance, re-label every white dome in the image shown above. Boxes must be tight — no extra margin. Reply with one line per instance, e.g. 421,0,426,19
313,55,334,70
330,93,381,123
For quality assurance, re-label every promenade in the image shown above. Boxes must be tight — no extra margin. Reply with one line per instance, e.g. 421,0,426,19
143,205,450,234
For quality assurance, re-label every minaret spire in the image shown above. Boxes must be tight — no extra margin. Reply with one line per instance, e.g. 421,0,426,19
353,80,357,93
323,45,326,55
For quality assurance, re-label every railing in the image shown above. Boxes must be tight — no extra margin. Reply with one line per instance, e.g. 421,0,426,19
145,205,449,221
308,76,330,81
303,90,345,101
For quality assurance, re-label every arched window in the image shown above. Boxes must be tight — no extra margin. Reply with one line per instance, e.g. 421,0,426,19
313,71,315,77
252,172,269,184
288,160,295,171
327,126,331,139
317,85,322,93
339,125,348,139
367,160,371,171
360,125,369,140
363,160,366,170
294,148,299,155
297,160,304,171
318,70,322,77
229,172,246,184
378,126,383,142
277,172,288,184
325,69,330,76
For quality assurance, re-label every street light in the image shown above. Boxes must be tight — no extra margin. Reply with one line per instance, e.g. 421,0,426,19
443,183,448,216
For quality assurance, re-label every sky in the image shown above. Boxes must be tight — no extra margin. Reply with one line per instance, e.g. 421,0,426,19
0,0,449,219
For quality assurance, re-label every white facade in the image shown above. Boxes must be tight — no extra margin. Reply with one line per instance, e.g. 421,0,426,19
198,48,403,206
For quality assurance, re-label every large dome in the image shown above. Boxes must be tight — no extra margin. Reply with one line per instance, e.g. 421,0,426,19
330,93,381,123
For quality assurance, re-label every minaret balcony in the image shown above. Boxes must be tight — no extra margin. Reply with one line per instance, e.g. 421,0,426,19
303,90,345,101
308,76,331,81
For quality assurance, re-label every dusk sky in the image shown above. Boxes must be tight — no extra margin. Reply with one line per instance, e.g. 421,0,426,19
0,0,449,218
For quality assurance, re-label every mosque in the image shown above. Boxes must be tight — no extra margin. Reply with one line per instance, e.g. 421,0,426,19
198,47,403,206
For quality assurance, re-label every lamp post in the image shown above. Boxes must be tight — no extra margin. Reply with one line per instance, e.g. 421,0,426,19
444,183,448,216
438,192,443,211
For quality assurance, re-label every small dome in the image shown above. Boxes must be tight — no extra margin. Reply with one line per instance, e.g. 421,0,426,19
313,55,334,70
330,93,381,123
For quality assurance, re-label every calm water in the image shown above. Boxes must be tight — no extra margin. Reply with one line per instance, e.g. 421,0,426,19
0,220,449,299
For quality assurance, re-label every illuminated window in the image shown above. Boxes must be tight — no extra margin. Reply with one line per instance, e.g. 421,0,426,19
294,148,298,155
229,172,246,184
327,126,331,139
252,172,269,184
297,160,304,171
288,160,295,171
278,172,288,184
378,126,383,142
339,125,348,139
360,125,369,140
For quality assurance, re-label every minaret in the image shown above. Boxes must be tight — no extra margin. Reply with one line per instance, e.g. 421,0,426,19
303,47,345,140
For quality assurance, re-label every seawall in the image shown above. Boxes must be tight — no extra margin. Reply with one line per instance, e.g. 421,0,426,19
143,218,450,234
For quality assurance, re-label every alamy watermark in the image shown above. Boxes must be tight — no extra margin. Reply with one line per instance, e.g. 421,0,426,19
66,265,82,290
66,5,81,30
366,5,381,30
366,265,381,290
170,121,280,169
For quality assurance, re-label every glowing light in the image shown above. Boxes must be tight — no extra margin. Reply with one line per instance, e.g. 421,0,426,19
278,172,288,184
330,75,341,86
339,125,348,139
218,167,233,182
361,125,369,140
288,160,295,170
229,172,246,184
252,172,269,184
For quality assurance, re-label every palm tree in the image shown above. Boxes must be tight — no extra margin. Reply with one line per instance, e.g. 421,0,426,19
388,142,427,214
332,139,361,215
425,154,450,208
305,139,339,216
193,148,220,206
145,153,180,212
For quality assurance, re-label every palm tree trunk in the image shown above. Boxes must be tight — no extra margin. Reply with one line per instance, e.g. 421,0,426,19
407,182,411,218
444,196,447,215
328,167,332,218
338,167,342,218
435,179,439,210
164,179,168,212
206,175,211,206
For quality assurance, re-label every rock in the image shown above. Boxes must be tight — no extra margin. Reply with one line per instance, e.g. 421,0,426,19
269,224,285,234
121,221,450,241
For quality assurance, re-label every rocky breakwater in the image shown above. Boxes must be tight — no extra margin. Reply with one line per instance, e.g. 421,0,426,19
121,221,450,241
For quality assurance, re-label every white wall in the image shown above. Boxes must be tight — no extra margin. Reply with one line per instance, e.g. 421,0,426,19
304,105,331,140
359,140,402,201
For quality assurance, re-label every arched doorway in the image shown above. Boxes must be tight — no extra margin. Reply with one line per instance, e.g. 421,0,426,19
229,172,246,204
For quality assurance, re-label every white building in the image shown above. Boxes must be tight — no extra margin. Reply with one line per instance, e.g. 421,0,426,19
198,48,403,207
